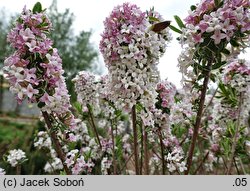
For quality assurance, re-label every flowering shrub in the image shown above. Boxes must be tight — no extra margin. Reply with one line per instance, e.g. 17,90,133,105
99,3,171,117
3,5,76,129
1,1,250,175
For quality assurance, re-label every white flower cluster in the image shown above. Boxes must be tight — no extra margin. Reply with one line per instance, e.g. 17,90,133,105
73,71,98,108
101,157,112,175
166,148,187,173
177,47,196,84
34,131,64,173
7,149,26,167
170,85,197,125
222,59,250,94
67,119,89,142
100,3,171,119
34,131,52,149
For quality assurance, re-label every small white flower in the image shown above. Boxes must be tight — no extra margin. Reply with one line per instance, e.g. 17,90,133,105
0,168,6,175
7,149,26,167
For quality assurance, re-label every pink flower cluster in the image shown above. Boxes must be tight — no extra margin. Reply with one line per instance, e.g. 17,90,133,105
156,80,176,110
184,0,250,45
65,149,94,175
3,6,76,129
223,59,250,85
100,3,147,65
99,3,170,114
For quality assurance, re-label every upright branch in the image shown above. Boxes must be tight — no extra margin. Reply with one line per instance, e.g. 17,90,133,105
110,119,117,174
42,112,71,175
185,59,213,174
140,124,144,174
158,128,166,175
226,93,243,174
99,3,171,175
88,106,102,149
143,125,149,174
176,0,250,175
132,105,140,175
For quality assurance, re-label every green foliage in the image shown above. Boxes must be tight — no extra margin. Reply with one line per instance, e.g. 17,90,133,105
190,5,197,11
32,2,42,13
169,25,182,34
0,119,47,174
217,83,238,107
174,15,185,29
169,15,184,35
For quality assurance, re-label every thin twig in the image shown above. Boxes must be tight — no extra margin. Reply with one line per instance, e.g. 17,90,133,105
119,152,134,174
185,59,213,175
152,148,162,160
158,129,166,175
110,119,117,174
233,157,240,175
132,105,140,175
140,123,143,174
194,151,209,175
222,156,228,173
203,86,219,114
88,107,102,149
42,112,71,175
143,125,149,174
226,93,243,174
239,157,246,174
16,165,21,175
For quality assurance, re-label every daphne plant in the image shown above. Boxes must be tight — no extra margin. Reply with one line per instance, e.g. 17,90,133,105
3,2,78,174
2,1,250,175
170,0,250,174
100,2,171,175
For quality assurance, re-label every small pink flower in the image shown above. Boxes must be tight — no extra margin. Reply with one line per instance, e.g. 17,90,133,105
72,164,82,175
193,33,204,43
211,30,227,44
65,158,74,168
24,68,36,81
198,22,209,33
39,92,52,105
25,84,39,98
211,144,219,152
19,28,35,42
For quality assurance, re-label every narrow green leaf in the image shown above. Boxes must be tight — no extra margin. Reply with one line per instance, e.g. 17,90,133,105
148,16,160,22
212,61,226,70
221,48,230,55
190,5,197,11
169,25,182,34
174,15,185,29
230,39,240,47
210,73,216,82
32,2,42,13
